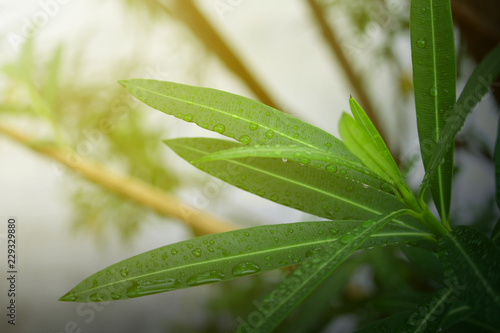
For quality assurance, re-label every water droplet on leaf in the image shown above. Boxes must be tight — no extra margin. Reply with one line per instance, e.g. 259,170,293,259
120,269,129,277
239,135,251,145
214,124,225,133
192,248,202,257
416,38,426,48
186,271,225,286
232,262,261,276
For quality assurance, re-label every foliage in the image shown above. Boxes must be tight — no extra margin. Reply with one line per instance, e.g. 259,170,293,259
60,0,500,332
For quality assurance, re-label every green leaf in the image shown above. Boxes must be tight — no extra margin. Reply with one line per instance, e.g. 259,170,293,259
276,255,361,333
339,112,401,186
491,219,500,248
396,287,455,333
118,79,353,155
348,97,401,182
438,226,500,325
237,210,408,332
410,0,456,223
165,138,427,231
192,144,389,191
59,219,425,302
421,43,500,201
355,311,412,333
495,112,500,210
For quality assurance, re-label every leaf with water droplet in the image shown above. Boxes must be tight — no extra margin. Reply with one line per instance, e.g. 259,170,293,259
118,79,355,158
438,226,500,325
239,210,409,332
410,0,456,224
58,218,426,302
165,138,423,230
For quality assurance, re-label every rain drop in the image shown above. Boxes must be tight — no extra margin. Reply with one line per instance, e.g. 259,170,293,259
329,228,339,235
340,234,354,245
240,135,251,145
232,262,261,276
110,292,122,300
183,114,193,122
186,271,225,286
416,38,426,48
171,248,178,255
266,130,274,139
293,133,299,139
326,164,337,173
207,246,214,252
214,124,225,134
192,248,202,257
306,248,322,257
346,185,354,192
270,194,279,201
63,294,77,301
120,269,129,277
340,169,347,175
250,123,259,131
429,86,438,96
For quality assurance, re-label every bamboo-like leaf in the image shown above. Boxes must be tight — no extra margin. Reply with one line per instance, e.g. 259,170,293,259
118,79,354,156
59,219,425,302
395,287,455,333
237,210,408,332
339,112,401,186
348,97,401,180
192,144,390,191
438,226,500,325
421,43,500,199
410,0,456,223
165,138,427,231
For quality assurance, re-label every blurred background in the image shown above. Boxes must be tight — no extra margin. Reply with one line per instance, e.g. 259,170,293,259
0,0,499,332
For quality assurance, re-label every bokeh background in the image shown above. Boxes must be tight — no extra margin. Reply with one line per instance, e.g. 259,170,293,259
1,0,499,332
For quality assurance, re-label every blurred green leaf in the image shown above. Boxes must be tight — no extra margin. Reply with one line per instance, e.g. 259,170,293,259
438,226,500,325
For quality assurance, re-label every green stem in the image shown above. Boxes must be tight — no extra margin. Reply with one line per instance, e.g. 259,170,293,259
394,182,449,237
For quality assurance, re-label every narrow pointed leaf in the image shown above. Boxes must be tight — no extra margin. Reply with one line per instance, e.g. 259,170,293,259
59,219,426,302
491,219,500,248
349,97,400,178
237,210,408,332
118,79,354,156
421,43,500,197
165,137,426,232
396,287,455,333
339,113,401,185
495,109,500,210
411,0,456,222
192,144,390,191
438,226,500,325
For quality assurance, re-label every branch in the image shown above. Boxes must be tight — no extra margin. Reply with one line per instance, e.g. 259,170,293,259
304,0,387,145
0,124,236,235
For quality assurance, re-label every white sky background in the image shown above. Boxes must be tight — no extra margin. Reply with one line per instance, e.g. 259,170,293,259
0,0,498,332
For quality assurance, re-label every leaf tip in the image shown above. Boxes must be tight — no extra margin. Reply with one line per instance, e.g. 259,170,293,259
58,292,78,302
117,80,129,88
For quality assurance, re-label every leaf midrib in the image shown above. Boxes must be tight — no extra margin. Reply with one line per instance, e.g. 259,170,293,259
128,81,319,150
447,233,500,307
74,236,340,297
177,142,419,231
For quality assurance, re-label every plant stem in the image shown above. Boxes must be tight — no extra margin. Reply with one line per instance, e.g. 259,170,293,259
0,123,236,235
396,182,449,237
